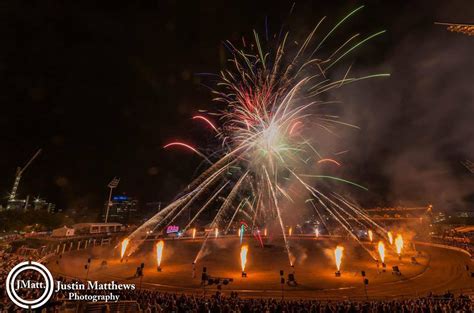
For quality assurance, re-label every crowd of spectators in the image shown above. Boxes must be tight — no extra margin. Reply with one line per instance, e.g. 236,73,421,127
61,290,472,313
1,272,472,312
431,229,474,257
0,251,27,295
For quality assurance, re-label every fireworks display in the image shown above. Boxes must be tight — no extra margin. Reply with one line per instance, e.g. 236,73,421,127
387,232,393,245
318,159,341,166
395,234,404,256
120,238,129,259
377,241,385,263
334,246,344,271
436,22,474,36
7,1,474,304
156,240,164,268
125,6,390,265
240,245,249,272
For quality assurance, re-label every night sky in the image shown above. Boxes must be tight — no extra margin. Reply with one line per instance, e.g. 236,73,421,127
1,1,473,215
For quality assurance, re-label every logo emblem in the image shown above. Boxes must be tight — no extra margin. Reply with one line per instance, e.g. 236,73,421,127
6,261,54,309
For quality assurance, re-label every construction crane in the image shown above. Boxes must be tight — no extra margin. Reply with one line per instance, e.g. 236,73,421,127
7,149,42,209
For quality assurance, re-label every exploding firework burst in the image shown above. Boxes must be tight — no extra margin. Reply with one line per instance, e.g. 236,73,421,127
126,6,391,264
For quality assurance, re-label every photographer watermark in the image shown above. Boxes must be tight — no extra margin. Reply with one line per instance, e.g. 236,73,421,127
6,261,54,309
6,261,136,309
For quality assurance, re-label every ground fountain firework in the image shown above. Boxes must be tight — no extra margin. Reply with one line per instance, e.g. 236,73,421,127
334,246,344,272
156,240,164,271
126,6,391,265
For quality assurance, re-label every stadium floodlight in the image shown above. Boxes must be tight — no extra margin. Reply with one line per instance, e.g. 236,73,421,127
104,177,120,223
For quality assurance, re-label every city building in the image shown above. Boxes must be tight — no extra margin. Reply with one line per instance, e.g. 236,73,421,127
104,195,139,222
32,196,56,212
2,196,56,212
4,199,27,211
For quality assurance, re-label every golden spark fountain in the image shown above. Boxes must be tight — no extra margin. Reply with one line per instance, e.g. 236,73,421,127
289,227,292,236
240,245,248,277
120,238,129,260
377,241,385,262
315,228,319,238
395,234,403,258
156,240,164,271
214,228,218,238
192,228,196,239
264,228,267,237
378,241,386,270
368,230,373,242
334,246,344,276
387,231,393,245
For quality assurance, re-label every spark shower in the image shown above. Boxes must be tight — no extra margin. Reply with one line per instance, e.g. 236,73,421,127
125,6,391,265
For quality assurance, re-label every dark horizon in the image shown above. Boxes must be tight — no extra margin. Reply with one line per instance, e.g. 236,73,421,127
1,0,473,215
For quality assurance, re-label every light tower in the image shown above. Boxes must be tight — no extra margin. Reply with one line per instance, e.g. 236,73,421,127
104,177,120,223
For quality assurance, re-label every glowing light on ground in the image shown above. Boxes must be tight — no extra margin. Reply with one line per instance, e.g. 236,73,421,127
395,234,404,256
240,245,248,272
335,246,344,271
378,241,385,263
156,240,164,267
387,232,393,245
255,229,264,247
120,238,129,259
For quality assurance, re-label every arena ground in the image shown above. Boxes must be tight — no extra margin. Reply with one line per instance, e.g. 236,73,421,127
47,236,473,300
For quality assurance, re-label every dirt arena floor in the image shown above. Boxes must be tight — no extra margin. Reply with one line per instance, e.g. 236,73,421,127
47,236,473,300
